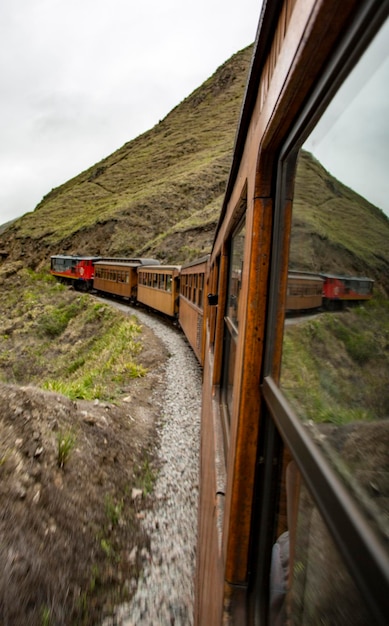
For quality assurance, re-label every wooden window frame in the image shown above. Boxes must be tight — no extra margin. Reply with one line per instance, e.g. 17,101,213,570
250,3,389,623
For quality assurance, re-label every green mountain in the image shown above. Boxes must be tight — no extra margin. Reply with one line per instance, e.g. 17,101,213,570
0,46,253,267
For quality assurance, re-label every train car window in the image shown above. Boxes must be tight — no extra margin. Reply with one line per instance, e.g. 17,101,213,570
208,257,220,347
198,274,204,307
221,219,246,430
281,14,388,532
166,275,172,292
262,15,389,626
278,466,372,625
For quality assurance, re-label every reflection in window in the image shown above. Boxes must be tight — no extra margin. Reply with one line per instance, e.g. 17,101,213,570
270,464,371,625
281,19,388,548
222,219,246,427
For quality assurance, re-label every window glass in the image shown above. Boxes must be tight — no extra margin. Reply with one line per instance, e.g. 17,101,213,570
280,19,388,544
227,223,245,329
222,219,246,423
270,465,371,625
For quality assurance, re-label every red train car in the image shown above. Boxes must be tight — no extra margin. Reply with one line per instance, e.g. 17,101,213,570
50,255,101,291
322,273,374,309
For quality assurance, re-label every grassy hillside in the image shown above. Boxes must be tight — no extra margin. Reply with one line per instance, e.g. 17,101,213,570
0,46,253,267
282,295,389,425
0,266,148,398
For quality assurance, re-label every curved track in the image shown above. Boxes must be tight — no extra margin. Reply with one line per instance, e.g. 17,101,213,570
99,300,202,626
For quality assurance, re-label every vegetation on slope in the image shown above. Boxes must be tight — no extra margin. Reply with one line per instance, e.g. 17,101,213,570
281,297,389,425
0,266,147,399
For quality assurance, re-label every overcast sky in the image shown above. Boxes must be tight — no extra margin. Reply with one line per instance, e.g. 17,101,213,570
0,0,262,224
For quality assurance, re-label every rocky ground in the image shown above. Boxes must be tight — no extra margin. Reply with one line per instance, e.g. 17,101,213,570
0,301,202,626
102,304,202,626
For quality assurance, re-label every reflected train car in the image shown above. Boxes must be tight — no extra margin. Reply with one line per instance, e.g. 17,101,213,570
286,271,323,311
137,265,181,318
179,256,209,365
321,273,374,309
50,255,101,291
94,258,160,302
195,1,388,625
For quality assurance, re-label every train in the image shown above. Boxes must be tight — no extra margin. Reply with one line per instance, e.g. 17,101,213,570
286,270,374,311
50,0,388,623
51,255,374,323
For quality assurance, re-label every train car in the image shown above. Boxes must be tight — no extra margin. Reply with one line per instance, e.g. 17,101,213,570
50,255,101,290
195,2,388,625
321,273,374,309
137,265,181,318
179,256,209,365
286,271,324,311
93,258,160,302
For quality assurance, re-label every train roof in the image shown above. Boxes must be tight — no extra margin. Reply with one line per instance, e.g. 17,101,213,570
288,271,324,282
51,255,102,261
180,255,210,270
213,1,280,245
138,264,181,271
320,272,374,282
94,258,160,268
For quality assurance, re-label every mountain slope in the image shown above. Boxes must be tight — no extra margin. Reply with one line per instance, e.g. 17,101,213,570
2,46,253,266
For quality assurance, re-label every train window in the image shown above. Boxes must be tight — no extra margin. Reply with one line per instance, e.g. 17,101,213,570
166,275,172,292
266,15,388,625
198,274,203,307
271,464,372,625
221,218,246,432
208,257,220,347
281,14,388,531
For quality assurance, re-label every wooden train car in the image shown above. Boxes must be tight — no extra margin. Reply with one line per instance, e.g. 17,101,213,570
93,259,160,301
322,273,374,309
195,1,388,625
137,265,181,318
286,271,323,311
179,256,209,365
50,255,101,290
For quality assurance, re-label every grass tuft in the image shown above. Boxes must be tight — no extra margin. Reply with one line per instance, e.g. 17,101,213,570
56,430,77,468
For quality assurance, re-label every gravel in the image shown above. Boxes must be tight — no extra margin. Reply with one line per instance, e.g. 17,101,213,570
102,305,202,626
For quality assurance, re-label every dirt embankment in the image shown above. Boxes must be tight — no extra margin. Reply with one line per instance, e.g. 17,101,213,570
0,323,168,626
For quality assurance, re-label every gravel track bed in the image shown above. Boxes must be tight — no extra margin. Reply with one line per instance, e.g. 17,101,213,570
102,304,202,626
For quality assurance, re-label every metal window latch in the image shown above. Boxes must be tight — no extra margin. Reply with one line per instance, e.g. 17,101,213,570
207,294,218,306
